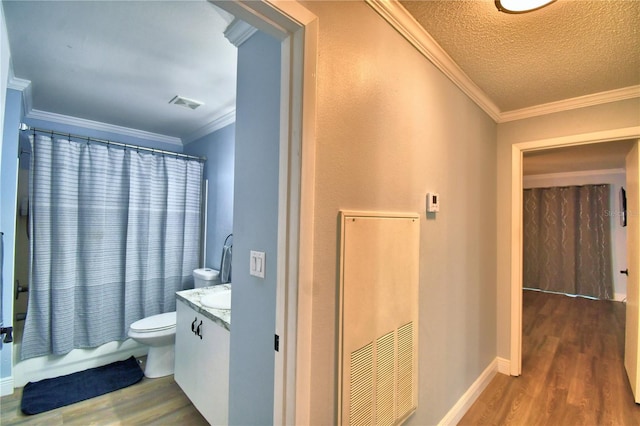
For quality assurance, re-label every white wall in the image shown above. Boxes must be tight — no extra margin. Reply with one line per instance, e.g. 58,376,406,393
523,169,627,300
300,2,497,424
496,98,640,360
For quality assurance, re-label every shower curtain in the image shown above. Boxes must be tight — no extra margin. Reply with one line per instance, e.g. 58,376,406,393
523,184,613,299
21,134,203,360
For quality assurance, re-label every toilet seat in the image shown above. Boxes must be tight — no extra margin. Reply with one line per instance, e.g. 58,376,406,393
130,311,176,333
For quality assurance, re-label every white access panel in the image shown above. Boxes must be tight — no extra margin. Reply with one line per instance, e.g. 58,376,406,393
338,211,420,426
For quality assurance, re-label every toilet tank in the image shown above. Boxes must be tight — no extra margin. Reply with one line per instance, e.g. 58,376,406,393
193,268,221,288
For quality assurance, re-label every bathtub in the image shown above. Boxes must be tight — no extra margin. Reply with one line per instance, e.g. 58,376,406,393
12,338,147,387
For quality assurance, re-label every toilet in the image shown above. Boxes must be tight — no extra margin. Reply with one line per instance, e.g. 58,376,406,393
128,311,177,378
193,267,221,287
128,268,221,378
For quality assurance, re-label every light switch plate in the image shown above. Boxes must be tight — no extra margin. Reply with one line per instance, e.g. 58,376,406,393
250,250,265,278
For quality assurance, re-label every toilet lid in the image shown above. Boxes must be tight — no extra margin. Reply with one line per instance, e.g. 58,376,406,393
130,311,176,332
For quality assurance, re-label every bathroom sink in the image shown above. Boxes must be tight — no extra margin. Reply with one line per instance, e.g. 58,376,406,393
201,290,231,310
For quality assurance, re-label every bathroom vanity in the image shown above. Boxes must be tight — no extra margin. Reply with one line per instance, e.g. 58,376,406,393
175,284,231,425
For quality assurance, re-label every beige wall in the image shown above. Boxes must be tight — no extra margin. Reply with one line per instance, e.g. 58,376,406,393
496,98,640,359
301,2,497,423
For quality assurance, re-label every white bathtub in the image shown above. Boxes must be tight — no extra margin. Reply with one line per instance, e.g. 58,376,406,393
12,338,147,387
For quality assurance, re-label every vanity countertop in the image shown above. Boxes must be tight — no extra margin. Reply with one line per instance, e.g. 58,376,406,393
176,284,231,331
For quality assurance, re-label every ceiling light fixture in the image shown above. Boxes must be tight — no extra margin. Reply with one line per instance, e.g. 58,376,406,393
495,0,556,13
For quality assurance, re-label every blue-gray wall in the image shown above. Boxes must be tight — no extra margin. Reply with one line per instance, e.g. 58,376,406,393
0,88,22,381
228,31,281,424
184,123,235,272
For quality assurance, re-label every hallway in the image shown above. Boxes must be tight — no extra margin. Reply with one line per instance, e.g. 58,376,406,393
460,290,640,425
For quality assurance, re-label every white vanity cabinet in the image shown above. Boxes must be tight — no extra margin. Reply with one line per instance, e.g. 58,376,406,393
175,298,230,425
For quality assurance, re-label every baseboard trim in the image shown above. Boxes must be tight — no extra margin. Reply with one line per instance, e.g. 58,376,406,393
615,293,626,302
438,357,500,425
1,376,14,397
497,357,510,375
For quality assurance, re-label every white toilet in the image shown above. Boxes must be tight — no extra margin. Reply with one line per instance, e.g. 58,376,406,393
128,268,220,378
193,267,221,287
128,311,177,378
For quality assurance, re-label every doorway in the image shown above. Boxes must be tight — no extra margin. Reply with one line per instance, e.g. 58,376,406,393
522,141,632,300
509,127,640,376
213,3,317,423
0,1,318,424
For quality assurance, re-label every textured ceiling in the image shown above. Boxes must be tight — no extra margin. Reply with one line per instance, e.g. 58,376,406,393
400,0,640,112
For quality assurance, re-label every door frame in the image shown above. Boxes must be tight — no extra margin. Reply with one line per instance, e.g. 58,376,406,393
624,141,640,401
509,126,640,376
210,1,317,424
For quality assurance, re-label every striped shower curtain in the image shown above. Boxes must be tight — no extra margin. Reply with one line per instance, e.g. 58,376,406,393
21,134,203,360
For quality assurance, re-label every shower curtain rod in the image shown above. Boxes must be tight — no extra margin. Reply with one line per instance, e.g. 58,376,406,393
20,123,206,162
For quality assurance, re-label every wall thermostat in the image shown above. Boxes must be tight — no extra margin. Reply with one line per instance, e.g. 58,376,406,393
427,192,440,213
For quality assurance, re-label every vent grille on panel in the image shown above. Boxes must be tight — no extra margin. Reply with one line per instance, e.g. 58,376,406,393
349,343,373,426
397,322,414,418
347,323,416,426
376,331,396,426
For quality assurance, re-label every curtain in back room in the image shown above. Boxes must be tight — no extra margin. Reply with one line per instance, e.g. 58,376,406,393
523,184,614,299
21,134,203,360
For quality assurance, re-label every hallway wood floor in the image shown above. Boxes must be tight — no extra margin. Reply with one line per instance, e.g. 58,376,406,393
0,373,208,425
459,290,640,425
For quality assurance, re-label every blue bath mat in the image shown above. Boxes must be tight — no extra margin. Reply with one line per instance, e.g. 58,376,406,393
21,356,144,415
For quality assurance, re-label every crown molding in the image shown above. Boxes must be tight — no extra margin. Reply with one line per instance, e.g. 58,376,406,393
8,74,32,114
499,86,640,123
365,0,501,122
224,18,258,47
25,109,182,146
10,75,181,145
7,75,30,91
182,109,236,145
366,0,640,124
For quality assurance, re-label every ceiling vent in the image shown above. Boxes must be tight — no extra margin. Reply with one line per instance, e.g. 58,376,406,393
168,95,204,110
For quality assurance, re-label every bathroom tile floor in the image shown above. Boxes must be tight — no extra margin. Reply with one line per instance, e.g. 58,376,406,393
0,358,208,425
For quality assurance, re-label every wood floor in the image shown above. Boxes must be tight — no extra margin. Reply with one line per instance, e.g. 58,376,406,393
5,291,640,425
0,371,208,425
460,290,640,425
